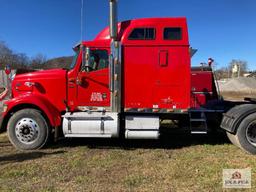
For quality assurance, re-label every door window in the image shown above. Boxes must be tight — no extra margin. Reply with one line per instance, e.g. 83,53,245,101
81,49,109,72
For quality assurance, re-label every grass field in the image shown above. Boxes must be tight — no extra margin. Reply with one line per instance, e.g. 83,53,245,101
0,92,256,191
0,132,255,192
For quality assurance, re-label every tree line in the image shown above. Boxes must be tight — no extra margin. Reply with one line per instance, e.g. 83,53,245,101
0,40,251,79
214,60,249,80
0,41,72,70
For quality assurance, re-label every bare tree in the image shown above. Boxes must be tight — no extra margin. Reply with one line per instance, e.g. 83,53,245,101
228,59,248,77
30,53,47,69
0,40,73,70
15,53,30,68
214,67,229,80
0,41,30,69
0,41,13,69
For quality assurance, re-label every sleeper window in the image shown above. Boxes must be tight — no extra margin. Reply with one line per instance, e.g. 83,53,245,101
128,28,155,40
164,28,182,40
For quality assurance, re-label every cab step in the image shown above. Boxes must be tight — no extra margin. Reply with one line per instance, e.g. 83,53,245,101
189,110,208,134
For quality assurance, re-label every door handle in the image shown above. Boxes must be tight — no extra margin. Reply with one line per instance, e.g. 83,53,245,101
68,78,76,88
159,50,168,67
68,78,76,83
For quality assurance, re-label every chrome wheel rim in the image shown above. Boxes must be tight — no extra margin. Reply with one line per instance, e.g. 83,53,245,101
246,121,256,147
15,118,40,144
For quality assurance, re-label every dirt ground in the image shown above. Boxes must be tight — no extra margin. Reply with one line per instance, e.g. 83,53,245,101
220,91,256,101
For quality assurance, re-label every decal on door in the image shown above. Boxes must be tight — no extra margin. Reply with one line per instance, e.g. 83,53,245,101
90,92,103,102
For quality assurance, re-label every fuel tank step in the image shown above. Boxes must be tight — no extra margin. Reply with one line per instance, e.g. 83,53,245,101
62,112,119,138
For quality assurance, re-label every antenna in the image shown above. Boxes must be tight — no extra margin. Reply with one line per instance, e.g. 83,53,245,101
80,0,84,41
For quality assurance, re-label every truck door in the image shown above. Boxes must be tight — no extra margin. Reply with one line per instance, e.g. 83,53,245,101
76,49,110,107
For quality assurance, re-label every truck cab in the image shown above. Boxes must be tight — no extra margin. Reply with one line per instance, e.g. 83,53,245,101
0,18,192,150
1,0,256,154
67,18,191,112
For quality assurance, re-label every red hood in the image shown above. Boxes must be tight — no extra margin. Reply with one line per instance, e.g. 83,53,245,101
12,68,67,112
14,68,66,80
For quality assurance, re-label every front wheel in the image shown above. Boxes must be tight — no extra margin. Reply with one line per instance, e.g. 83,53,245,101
231,113,256,154
7,109,49,150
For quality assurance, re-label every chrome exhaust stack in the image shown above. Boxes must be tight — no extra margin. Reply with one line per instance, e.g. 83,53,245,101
109,0,121,113
109,0,118,40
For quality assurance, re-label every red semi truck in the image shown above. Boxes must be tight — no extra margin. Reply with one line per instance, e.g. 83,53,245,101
1,0,256,154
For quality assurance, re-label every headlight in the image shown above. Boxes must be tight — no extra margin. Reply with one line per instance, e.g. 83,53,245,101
24,82,35,87
15,81,34,91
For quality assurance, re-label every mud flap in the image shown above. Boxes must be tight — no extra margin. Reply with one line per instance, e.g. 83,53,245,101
221,104,256,133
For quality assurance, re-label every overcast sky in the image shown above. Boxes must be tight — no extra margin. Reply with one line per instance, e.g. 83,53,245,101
0,0,255,69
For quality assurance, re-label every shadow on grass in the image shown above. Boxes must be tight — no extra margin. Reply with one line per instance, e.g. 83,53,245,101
0,151,65,165
50,131,230,150
0,141,11,147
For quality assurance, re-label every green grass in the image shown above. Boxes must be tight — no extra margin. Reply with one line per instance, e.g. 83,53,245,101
0,132,256,192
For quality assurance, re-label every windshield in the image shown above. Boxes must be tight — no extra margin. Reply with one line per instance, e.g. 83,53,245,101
69,51,79,70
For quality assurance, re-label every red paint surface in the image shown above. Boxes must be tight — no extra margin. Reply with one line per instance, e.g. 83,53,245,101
191,69,218,108
121,18,190,109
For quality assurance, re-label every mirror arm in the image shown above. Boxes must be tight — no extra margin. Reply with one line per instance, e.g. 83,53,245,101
76,77,82,85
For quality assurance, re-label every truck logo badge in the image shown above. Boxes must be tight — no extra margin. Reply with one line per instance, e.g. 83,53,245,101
90,92,103,102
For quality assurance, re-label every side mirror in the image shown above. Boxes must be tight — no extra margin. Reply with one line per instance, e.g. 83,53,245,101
84,47,91,72
80,46,92,72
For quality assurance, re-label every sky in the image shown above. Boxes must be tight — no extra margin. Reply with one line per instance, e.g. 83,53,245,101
0,0,255,70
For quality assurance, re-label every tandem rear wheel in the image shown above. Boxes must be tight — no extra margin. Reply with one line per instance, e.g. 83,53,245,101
7,108,50,150
227,113,256,154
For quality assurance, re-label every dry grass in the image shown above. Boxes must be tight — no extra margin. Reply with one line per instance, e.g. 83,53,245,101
0,132,256,192
1,92,256,191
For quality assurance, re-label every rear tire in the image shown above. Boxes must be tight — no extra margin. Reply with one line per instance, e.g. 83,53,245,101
234,113,256,154
226,132,240,147
7,109,49,150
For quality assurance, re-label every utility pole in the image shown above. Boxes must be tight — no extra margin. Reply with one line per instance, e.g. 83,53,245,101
80,0,84,41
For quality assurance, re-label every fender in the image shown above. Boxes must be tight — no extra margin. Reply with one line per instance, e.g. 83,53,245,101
3,93,62,127
221,104,256,133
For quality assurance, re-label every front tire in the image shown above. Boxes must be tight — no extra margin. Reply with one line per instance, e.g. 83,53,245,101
7,109,49,150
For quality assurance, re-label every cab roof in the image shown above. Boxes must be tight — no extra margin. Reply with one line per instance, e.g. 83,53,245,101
77,17,189,47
